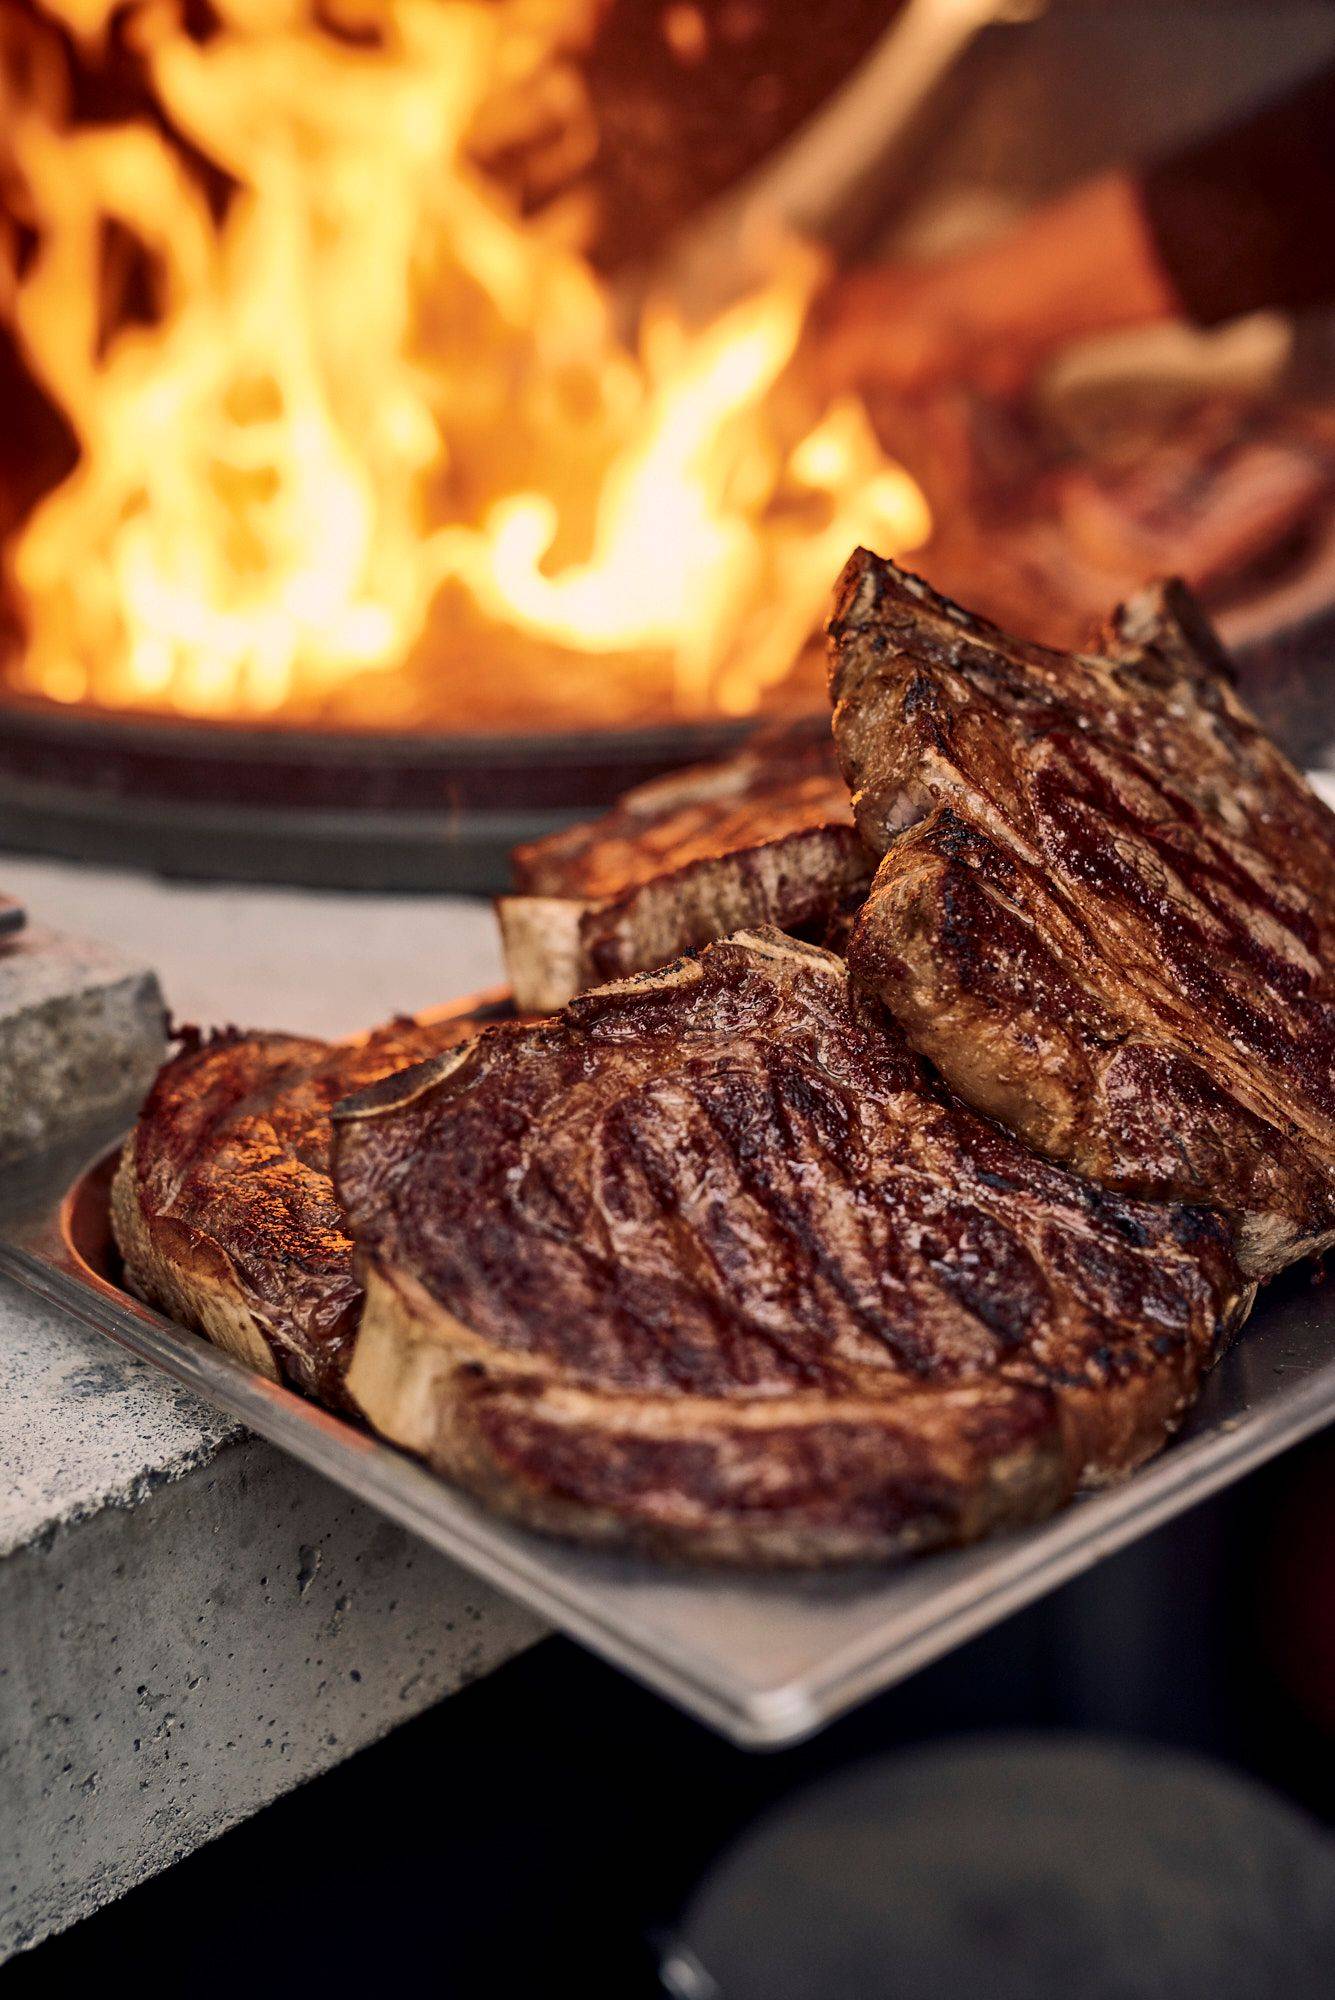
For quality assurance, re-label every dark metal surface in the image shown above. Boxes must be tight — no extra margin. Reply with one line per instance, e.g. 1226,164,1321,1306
0,698,757,893
0,594,1330,894
1230,608,1335,773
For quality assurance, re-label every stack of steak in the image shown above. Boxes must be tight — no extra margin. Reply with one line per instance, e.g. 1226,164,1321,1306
114,555,1335,1565
495,720,871,1012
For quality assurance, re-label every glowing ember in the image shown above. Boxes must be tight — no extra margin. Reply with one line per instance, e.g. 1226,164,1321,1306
0,1,929,730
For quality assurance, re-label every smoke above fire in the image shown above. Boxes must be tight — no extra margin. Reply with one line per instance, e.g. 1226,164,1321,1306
0,1,929,729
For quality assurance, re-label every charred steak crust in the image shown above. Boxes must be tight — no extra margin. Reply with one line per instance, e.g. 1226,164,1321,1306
112,1015,482,1404
498,726,873,1011
827,549,1335,1277
333,932,1250,1567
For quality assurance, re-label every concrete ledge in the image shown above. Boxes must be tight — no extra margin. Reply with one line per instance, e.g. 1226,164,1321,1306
1,1433,543,1959
0,863,535,1959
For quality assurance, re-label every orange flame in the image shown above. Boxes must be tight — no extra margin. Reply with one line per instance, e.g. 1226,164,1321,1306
1,1,929,728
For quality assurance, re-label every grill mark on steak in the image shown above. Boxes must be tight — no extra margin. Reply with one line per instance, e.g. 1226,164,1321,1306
112,1014,484,1404
828,550,1335,1276
332,933,1250,1567
1034,732,1322,1008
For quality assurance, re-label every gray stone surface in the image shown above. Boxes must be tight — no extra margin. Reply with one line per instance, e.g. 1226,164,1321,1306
0,856,505,1041
0,925,165,1164
1,1276,241,1563
0,858,528,1961
0,1431,542,1959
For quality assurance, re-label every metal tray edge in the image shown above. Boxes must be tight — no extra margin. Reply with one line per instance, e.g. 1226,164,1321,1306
5,1188,1335,1749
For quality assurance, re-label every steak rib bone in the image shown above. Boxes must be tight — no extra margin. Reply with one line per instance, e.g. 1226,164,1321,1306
498,725,871,1011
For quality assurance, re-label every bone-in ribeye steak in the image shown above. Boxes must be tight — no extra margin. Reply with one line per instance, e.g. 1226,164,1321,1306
827,550,1335,1278
498,725,872,1011
333,932,1250,1566
113,1013,482,1403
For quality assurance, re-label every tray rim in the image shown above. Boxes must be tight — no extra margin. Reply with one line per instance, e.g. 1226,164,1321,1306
4,1135,1335,1746
0,1226,769,1732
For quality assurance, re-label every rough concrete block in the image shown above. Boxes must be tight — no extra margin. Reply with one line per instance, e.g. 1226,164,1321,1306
0,865,539,1962
0,926,165,1163
0,1434,544,1960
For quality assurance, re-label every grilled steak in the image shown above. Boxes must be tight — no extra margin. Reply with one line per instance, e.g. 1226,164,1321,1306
827,549,1335,1276
498,725,872,1011
112,1013,482,1404
333,932,1249,1567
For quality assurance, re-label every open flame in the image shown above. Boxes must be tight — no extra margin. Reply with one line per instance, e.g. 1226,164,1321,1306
1,1,929,730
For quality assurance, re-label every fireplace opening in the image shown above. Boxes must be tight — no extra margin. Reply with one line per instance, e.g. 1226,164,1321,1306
3,3,1335,887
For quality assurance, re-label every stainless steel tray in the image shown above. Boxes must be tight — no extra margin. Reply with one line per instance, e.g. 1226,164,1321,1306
2,1085,1332,1750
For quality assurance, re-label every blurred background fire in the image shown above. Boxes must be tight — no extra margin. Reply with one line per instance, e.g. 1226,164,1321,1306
0,0,933,734
4,0,1335,879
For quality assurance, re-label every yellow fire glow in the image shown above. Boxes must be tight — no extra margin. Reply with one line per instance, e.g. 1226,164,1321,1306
1,0,929,727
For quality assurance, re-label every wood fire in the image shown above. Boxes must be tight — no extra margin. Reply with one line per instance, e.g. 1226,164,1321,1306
0,1,929,731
